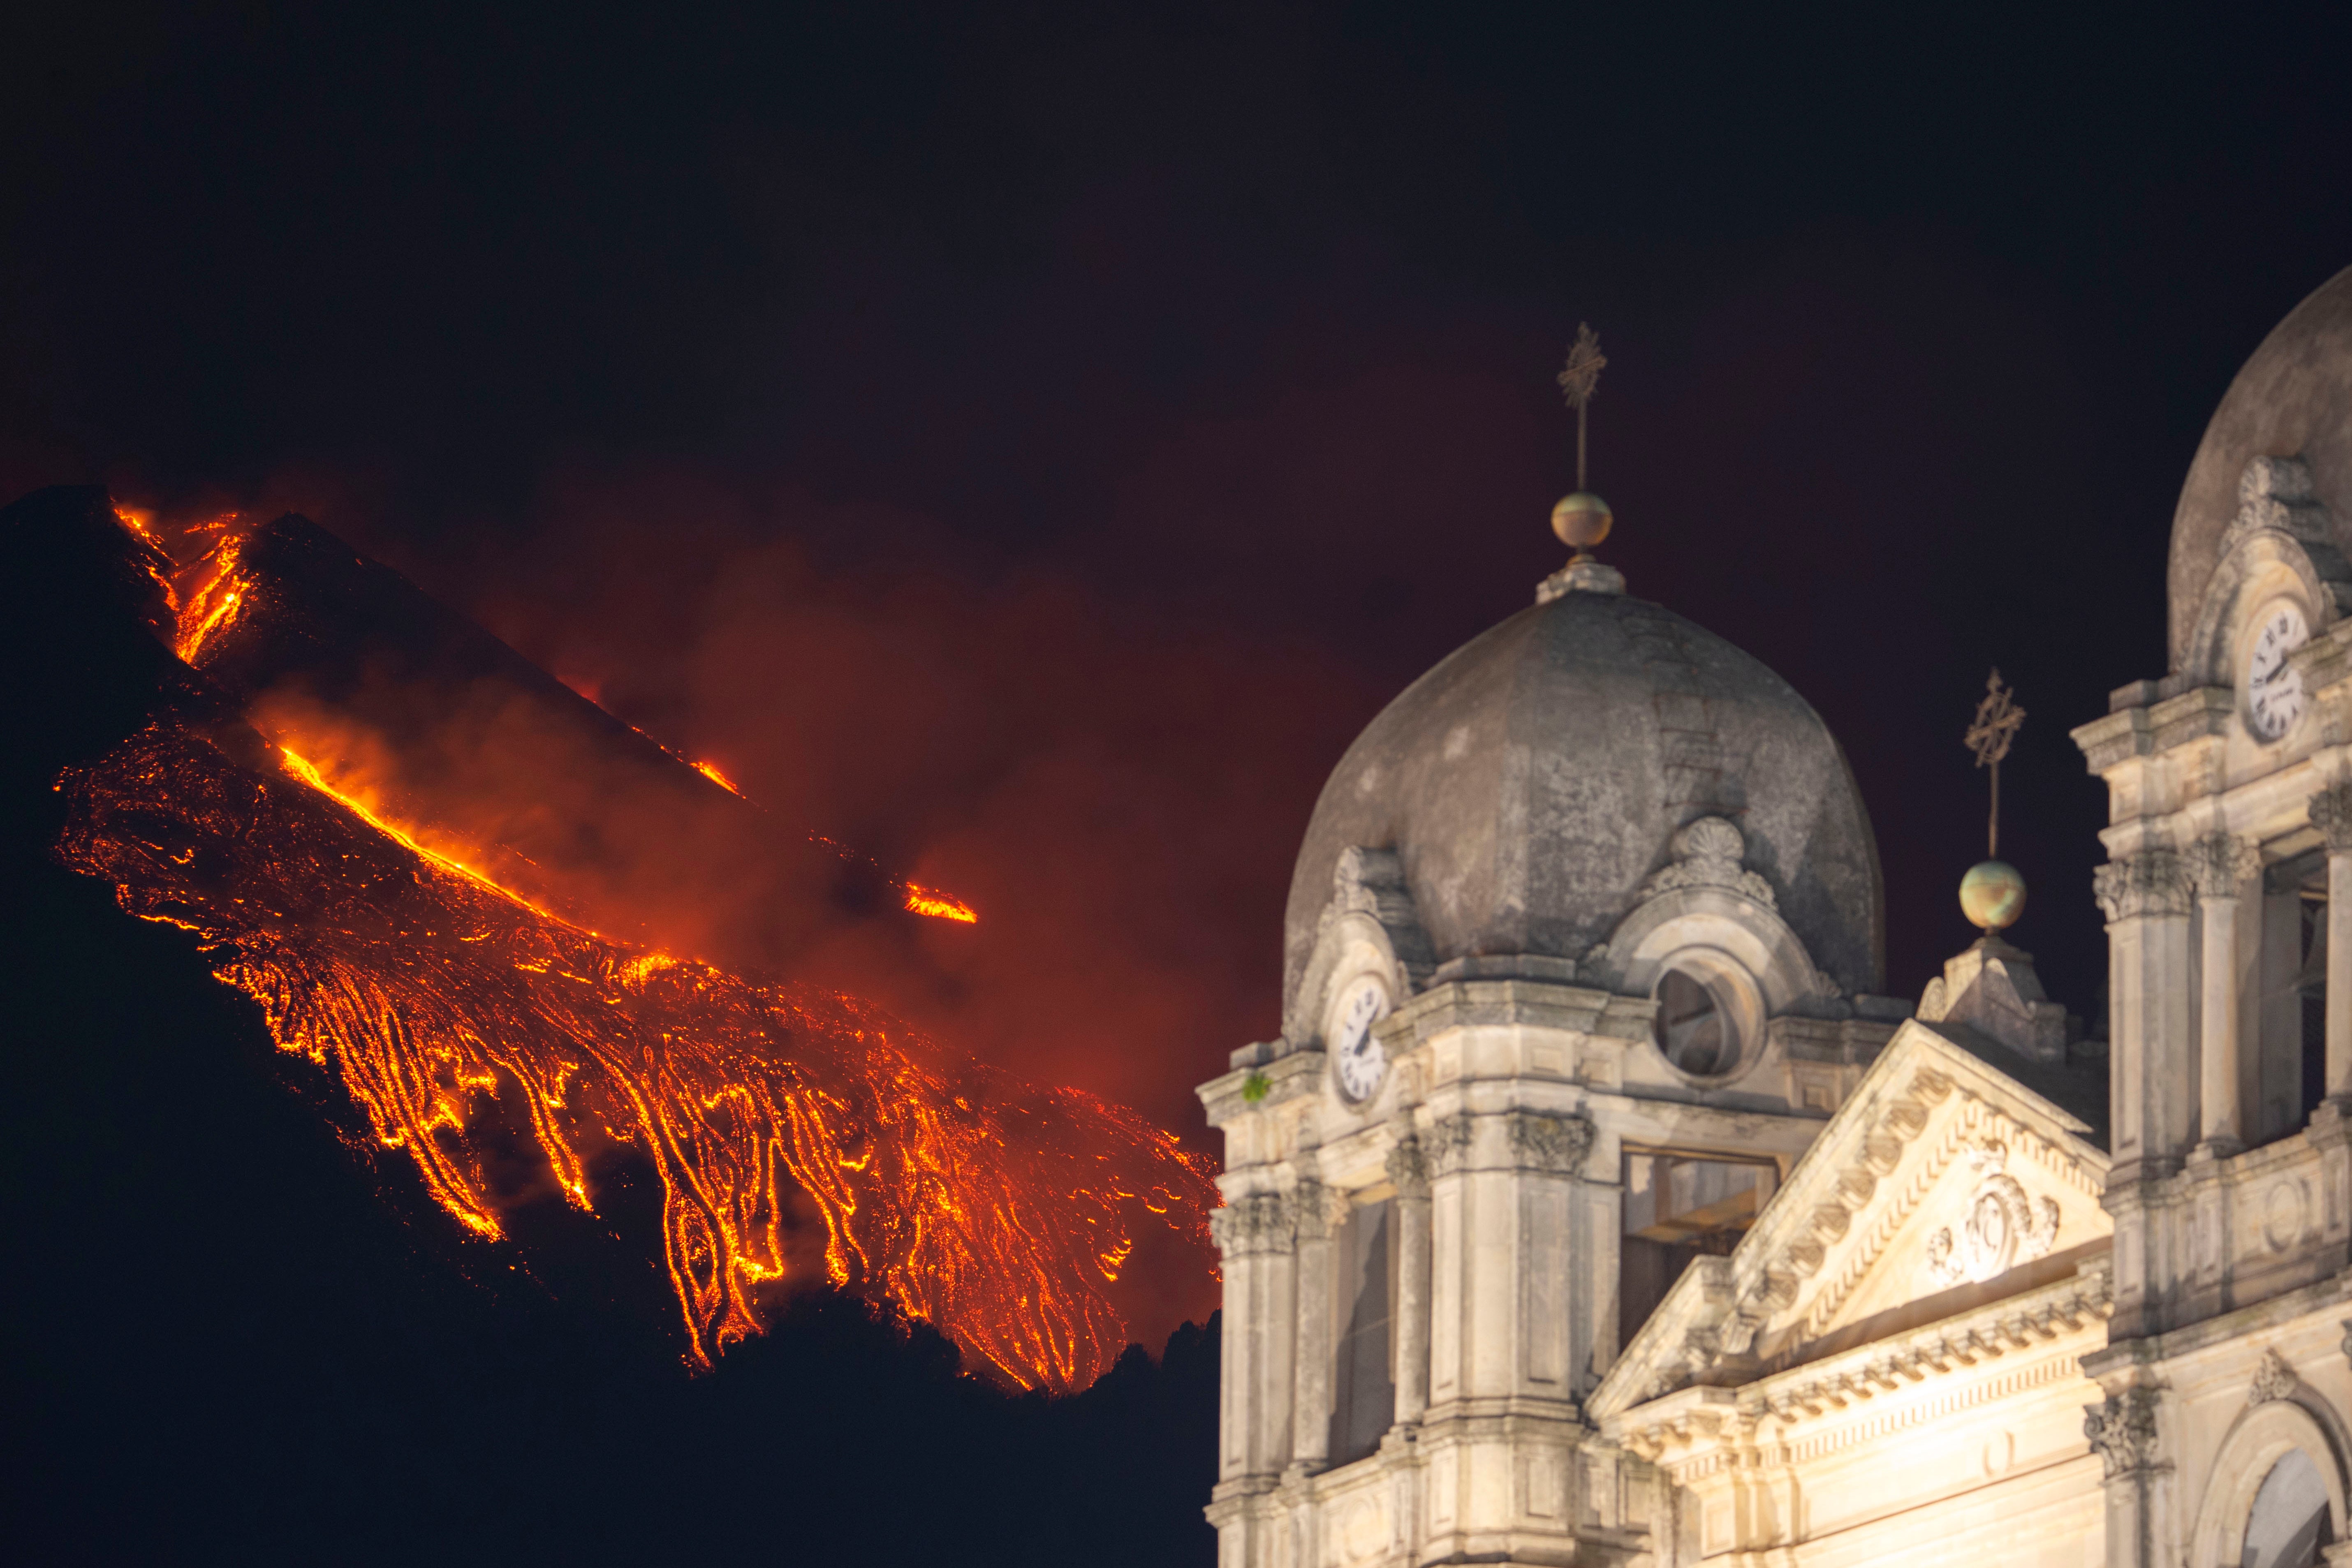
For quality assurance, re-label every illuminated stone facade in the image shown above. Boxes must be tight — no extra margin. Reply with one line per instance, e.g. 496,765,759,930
1201,264,2352,1566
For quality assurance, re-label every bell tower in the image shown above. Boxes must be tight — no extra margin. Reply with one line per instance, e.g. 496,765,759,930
2067,265,2352,1568
1198,361,1908,1564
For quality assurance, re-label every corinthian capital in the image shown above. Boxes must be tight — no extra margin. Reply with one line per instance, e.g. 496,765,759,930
1507,1110,1597,1175
2092,849,2191,923
2082,1387,2160,1477
1288,1180,1335,1242
2186,834,2260,899
2312,783,2352,854
1207,1191,1296,1258
1427,1111,1477,1176
1385,1135,1430,1200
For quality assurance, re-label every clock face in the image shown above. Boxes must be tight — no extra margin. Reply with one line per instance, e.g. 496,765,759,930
1329,976,1389,1103
2246,601,2310,742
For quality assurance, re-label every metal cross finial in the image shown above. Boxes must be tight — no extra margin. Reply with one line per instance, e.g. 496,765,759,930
1965,668,2026,858
1557,323,1606,491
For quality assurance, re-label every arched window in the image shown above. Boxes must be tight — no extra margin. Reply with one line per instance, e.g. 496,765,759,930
2245,1448,2333,1568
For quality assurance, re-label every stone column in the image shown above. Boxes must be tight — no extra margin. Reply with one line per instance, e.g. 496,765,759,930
2085,1386,2168,1568
2095,849,2196,1184
1387,1136,1431,1427
1287,1181,1336,1476
1208,1190,1298,1482
2311,785,2352,1103
2188,834,2258,1154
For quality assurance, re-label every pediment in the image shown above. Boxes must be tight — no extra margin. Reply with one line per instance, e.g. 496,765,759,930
1591,1020,2110,1418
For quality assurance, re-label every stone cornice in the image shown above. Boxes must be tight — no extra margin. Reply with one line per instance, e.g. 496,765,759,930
2072,706,2153,774
2082,1265,2352,1380
2071,689,2234,773
1609,1259,2112,1471
1199,1048,1324,1129
1391,976,1655,1045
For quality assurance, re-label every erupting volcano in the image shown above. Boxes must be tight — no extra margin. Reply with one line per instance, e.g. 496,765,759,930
26,490,1217,1392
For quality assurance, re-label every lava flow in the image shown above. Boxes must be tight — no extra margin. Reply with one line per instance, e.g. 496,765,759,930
39,497,1215,1392
56,717,1213,1389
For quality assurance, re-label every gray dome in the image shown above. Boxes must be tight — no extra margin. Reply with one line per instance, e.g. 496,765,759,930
2168,265,2352,669
1282,585,1884,1025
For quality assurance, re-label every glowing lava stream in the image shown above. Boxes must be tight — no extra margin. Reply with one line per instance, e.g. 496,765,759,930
57,719,1211,1391
683,757,980,925
169,516,252,665
690,758,743,795
903,885,979,923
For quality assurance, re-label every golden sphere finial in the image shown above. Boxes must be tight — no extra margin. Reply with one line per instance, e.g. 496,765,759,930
1960,860,2027,932
1551,491,1613,554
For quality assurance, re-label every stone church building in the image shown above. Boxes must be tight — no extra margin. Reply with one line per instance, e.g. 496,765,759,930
1200,266,2352,1566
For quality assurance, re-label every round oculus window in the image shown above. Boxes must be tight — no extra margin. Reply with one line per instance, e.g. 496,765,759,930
1653,968,1739,1078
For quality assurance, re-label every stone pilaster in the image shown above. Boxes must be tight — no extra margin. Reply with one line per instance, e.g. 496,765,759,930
2311,784,2352,1103
1507,1110,1596,1403
1425,1111,1476,1410
1210,1191,1299,1482
2095,849,2196,1183
1423,1109,1598,1411
1387,1135,1432,1427
2085,1386,2169,1568
2188,834,2259,1155
1287,1181,1338,1477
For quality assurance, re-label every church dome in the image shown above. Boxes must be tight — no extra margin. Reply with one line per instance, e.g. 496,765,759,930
2167,265,2352,669
1281,578,1884,1033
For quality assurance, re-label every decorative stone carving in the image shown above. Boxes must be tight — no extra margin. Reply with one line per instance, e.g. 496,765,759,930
2249,1348,2298,1406
1289,1179,1336,1242
1428,1111,1477,1175
1386,1135,1430,1200
1328,846,1439,988
2083,1388,2160,1478
2186,834,2261,899
2225,454,2332,548
2093,850,2192,922
2311,784,2352,855
1208,1191,1296,1257
1507,1110,1596,1174
1638,816,1778,910
1926,1142,2060,1288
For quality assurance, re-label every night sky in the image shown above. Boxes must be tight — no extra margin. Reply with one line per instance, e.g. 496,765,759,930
6,4,2352,1561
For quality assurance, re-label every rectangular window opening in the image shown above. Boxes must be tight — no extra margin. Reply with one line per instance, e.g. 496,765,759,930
1328,1198,1395,1467
2260,853,2329,1143
1618,1149,1778,1351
